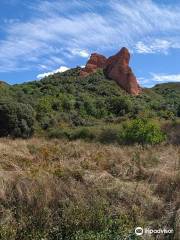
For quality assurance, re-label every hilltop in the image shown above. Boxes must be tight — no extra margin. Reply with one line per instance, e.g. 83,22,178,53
80,47,141,95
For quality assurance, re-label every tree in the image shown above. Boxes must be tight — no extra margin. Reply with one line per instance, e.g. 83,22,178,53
0,101,35,138
107,96,132,116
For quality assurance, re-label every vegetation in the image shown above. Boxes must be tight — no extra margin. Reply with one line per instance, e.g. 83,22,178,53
0,68,179,239
121,119,166,145
0,101,35,138
0,138,179,239
0,68,179,145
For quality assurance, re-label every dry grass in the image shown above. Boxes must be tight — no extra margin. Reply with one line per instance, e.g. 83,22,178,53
0,138,179,239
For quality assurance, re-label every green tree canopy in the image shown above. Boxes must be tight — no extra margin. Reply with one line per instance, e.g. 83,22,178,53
0,101,35,138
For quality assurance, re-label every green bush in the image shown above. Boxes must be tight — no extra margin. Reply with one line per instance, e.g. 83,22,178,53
60,95,75,112
36,97,52,113
71,128,96,140
121,119,166,145
40,115,56,130
107,96,132,116
48,128,71,139
0,101,35,138
83,97,97,116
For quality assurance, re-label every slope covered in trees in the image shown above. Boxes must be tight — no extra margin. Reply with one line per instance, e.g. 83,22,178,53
0,68,179,143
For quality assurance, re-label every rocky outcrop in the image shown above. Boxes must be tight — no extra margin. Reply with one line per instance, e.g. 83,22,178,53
80,53,107,77
80,47,142,95
104,47,141,95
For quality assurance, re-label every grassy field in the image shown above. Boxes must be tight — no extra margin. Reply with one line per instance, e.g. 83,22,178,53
0,138,179,239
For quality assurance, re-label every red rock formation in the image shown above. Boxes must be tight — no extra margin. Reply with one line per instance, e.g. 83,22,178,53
80,53,107,76
80,48,142,95
104,47,142,95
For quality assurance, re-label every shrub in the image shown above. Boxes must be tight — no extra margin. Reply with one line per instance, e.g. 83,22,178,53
36,97,52,113
71,128,96,140
121,119,166,145
51,100,61,111
48,127,97,141
83,97,97,116
60,95,75,111
40,115,56,130
0,101,35,138
69,112,91,126
107,96,132,116
162,121,180,144
48,128,71,139
98,128,120,144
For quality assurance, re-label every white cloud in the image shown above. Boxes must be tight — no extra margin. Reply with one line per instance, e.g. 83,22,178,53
1,0,180,72
151,73,180,83
138,73,180,87
135,39,173,54
37,66,69,79
70,49,89,58
135,42,154,54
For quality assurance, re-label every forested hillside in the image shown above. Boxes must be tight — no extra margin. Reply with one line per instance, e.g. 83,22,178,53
0,68,179,144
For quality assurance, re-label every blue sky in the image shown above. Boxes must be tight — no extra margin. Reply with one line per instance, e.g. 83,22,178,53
0,0,180,87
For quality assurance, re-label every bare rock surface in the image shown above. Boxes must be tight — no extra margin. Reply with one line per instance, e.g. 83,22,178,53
80,53,107,77
80,48,142,95
104,47,142,95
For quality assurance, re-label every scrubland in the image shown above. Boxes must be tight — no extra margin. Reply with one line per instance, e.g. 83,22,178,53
0,138,179,239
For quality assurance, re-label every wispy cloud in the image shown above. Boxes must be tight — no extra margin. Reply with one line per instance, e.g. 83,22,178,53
135,39,172,54
151,73,180,83
69,49,89,58
37,66,69,79
138,73,180,87
1,0,180,72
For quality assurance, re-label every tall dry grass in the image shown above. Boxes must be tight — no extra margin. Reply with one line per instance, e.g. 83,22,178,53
0,138,179,239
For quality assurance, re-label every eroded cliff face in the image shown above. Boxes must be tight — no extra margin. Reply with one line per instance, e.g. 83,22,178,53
80,47,142,95
80,53,107,77
104,47,142,95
